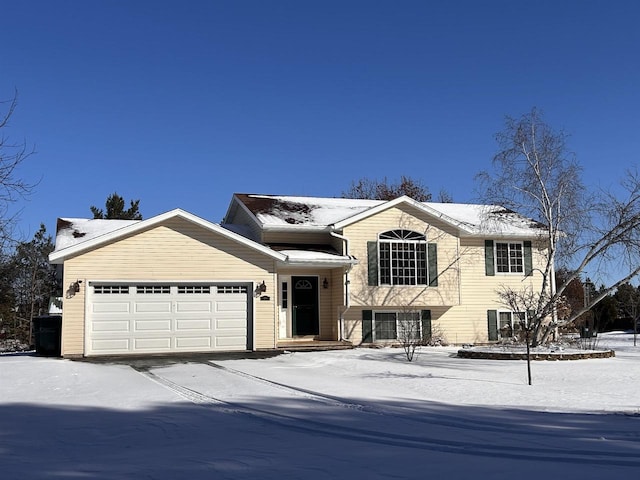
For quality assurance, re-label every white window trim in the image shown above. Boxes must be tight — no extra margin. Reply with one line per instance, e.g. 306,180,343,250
497,310,528,338
377,230,428,286
372,310,423,342
494,241,525,275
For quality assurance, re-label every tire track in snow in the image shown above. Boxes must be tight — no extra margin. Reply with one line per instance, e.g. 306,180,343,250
133,363,640,468
207,361,640,444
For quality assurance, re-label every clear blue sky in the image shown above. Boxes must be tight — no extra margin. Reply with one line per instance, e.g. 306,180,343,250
1,0,639,239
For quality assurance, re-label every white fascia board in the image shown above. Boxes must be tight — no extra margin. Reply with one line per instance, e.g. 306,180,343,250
261,223,333,233
224,194,265,231
331,196,476,234
459,231,545,240
278,257,359,269
49,208,286,264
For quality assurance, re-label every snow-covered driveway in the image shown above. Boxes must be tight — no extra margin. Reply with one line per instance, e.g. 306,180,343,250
1,333,639,479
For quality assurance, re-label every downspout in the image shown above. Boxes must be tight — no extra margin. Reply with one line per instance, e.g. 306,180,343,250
330,230,352,341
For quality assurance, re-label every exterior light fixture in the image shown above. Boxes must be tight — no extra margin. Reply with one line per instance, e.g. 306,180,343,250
323,278,329,289
255,281,267,297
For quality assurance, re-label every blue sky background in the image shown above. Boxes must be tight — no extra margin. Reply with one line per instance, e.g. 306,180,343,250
1,0,639,239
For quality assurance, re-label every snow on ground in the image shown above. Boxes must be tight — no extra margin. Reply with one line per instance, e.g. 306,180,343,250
1,332,639,479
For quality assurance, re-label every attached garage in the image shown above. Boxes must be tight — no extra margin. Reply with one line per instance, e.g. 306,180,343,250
87,283,252,355
49,209,287,358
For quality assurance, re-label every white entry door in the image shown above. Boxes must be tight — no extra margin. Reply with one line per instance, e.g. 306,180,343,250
86,283,250,355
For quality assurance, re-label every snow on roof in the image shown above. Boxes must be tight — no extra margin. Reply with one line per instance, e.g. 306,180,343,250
280,249,356,265
54,218,140,251
235,194,384,227
235,194,545,236
422,202,546,236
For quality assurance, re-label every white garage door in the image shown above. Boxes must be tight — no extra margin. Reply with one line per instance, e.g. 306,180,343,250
87,283,250,355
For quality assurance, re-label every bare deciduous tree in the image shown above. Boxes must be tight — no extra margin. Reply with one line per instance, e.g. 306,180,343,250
396,309,423,362
0,90,35,248
342,176,434,202
478,108,640,361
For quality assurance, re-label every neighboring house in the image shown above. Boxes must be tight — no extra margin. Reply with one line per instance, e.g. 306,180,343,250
49,193,548,357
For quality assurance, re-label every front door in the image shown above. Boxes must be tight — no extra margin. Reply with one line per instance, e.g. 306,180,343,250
292,276,319,336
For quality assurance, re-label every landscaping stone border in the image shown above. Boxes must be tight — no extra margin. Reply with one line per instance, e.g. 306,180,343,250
457,348,615,360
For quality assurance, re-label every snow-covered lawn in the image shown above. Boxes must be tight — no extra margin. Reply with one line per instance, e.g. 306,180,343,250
1,332,639,479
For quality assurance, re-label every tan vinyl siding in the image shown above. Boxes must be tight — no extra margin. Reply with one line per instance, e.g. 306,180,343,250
263,230,332,245
339,205,549,345
343,205,461,308
60,218,277,356
441,237,547,344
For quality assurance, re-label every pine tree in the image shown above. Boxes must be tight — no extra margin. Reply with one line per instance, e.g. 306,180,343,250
10,224,58,342
90,192,142,220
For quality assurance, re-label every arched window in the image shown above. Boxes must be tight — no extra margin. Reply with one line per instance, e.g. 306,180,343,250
378,229,427,285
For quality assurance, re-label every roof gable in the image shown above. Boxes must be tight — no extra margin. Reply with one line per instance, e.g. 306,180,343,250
49,209,287,264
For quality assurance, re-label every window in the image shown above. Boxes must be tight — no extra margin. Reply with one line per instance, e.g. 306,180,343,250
94,285,129,294
137,285,170,294
282,282,288,309
495,242,523,273
217,285,248,294
498,311,526,338
378,230,428,286
178,285,211,294
373,311,422,342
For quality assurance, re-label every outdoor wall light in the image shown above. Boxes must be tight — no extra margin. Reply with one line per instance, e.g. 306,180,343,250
255,281,267,297
323,278,329,289
72,280,82,293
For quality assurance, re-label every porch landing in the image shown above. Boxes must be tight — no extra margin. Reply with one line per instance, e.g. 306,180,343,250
276,340,354,352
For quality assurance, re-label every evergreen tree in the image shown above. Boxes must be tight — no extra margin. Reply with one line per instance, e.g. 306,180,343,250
613,283,640,329
10,224,58,342
90,192,142,220
0,252,16,337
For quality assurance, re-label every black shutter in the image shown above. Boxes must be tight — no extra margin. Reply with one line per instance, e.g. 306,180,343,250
367,241,378,286
485,240,495,276
487,310,498,341
524,241,533,276
428,243,438,287
362,310,373,343
421,310,432,343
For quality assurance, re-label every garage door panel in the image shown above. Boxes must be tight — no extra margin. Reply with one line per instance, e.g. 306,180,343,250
88,283,249,355
175,337,212,349
92,320,130,333
134,337,172,350
176,301,212,313
92,338,130,352
93,302,130,314
216,318,247,329
135,301,172,313
176,318,212,330
134,319,172,331
216,301,247,312
215,336,246,348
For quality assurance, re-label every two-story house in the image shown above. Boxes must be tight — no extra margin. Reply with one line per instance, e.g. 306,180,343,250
49,193,547,357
